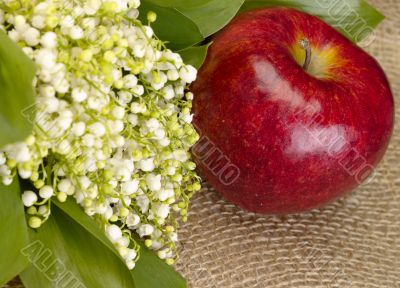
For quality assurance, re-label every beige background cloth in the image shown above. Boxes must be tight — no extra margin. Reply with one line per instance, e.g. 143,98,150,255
6,0,400,287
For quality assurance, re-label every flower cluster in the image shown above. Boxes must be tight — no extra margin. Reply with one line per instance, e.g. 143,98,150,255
0,0,201,269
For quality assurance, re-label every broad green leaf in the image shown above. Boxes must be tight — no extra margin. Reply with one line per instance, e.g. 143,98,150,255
0,180,30,286
178,43,212,69
147,0,245,37
53,199,118,257
131,235,186,288
0,30,36,147
19,205,135,288
139,0,203,51
240,0,384,43
54,199,187,288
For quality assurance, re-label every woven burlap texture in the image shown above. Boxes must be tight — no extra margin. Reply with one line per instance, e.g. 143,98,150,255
5,1,399,288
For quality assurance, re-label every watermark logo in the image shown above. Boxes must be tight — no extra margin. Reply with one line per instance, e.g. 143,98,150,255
21,240,86,288
315,0,377,47
192,134,240,186
294,241,353,287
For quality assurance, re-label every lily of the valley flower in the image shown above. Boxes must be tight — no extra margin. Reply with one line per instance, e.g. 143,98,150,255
0,0,201,269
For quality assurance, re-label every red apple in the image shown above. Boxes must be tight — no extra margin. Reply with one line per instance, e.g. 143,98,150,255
191,8,394,214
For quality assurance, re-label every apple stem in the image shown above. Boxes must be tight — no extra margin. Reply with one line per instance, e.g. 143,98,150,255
299,39,312,71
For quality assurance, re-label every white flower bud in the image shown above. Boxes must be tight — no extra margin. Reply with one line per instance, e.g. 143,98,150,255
182,114,194,124
2,176,13,186
156,188,174,202
126,213,140,228
132,43,146,58
32,15,46,29
14,15,28,33
130,102,146,114
117,91,133,104
0,165,11,177
57,178,72,193
170,232,178,242
108,120,124,133
123,196,131,206
166,167,176,176
127,114,138,127
18,169,32,179
112,106,125,119
123,75,138,88
186,92,194,100
175,85,185,96
40,32,57,48
39,185,54,199
24,27,41,46
14,144,31,163
136,195,150,213
95,202,108,214
156,204,170,219
72,122,86,137
154,128,166,139
131,85,144,96
106,224,122,242
117,236,130,248
139,158,155,172
162,85,175,100
22,191,38,207
78,176,91,189
61,16,74,28
127,261,135,270
84,0,101,15
158,138,171,147
121,180,139,195
145,118,160,132
179,65,197,83
138,224,154,237
89,122,106,137
38,205,49,215
173,150,188,162
143,26,154,38
43,97,59,113
57,115,73,131
71,88,88,103
83,134,95,147
8,30,21,42
125,249,137,262
104,206,114,220
158,249,168,259
35,49,56,69
146,173,161,192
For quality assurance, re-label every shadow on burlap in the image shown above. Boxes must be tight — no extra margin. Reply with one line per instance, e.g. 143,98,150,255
175,1,400,287
5,1,399,288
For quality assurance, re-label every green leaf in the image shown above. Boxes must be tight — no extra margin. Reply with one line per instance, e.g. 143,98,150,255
240,0,384,43
139,0,204,51
131,235,186,288
54,199,187,288
0,30,36,147
178,43,212,69
0,180,30,286
19,205,135,288
53,199,119,257
147,0,245,37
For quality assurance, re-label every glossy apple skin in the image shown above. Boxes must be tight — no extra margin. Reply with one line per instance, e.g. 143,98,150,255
191,8,394,214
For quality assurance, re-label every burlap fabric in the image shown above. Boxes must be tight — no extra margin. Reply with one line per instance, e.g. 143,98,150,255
6,0,400,287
